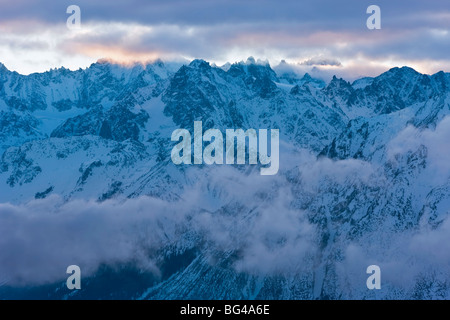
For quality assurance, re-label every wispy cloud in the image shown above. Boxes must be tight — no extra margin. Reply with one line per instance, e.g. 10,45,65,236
0,165,317,286
0,0,448,76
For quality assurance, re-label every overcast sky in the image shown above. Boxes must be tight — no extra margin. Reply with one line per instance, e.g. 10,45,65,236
0,0,449,78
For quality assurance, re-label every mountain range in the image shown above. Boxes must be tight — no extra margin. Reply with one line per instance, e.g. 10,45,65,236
0,58,449,299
